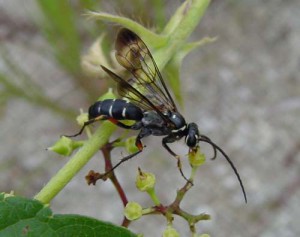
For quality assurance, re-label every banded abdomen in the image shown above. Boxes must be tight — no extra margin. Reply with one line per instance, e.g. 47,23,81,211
88,99,143,121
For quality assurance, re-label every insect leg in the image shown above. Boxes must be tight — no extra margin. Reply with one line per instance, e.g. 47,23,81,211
102,128,151,176
162,135,179,157
65,116,143,138
162,134,191,183
107,118,143,130
64,115,107,137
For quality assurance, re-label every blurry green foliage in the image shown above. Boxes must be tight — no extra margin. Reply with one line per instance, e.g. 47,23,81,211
36,0,82,76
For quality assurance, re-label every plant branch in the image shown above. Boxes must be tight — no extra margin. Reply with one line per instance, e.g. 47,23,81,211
153,0,210,70
34,121,116,204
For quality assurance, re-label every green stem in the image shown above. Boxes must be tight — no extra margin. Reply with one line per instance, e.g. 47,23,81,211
87,11,167,47
154,0,210,70
147,188,161,206
190,166,198,181
34,121,116,204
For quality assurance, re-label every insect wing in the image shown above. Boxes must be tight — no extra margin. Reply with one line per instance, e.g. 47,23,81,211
115,28,177,114
101,65,166,117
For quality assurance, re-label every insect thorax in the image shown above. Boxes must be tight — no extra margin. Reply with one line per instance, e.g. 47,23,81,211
141,111,171,135
168,112,187,132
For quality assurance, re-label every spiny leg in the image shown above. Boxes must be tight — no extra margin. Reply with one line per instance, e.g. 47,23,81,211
101,128,150,178
64,115,107,138
107,118,142,130
65,115,142,138
162,135,191,183
102,149,143,178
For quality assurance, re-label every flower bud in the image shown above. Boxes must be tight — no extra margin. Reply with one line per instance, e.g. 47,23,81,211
124,202,142,220
162,226,180,237
3,191,14,198
81,34,109,79
188,146,206,167
136,168,156,192
125,136,140,154
47,136,84,156
97,88,116,101
76,112,89,127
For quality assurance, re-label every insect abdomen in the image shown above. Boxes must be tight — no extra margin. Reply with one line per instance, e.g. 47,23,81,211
88,99,143,121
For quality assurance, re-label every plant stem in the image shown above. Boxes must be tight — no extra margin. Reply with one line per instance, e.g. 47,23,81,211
147,188,161,206
34,121,116,204
153,0,210,69
101,142,131,227
101,143,128,208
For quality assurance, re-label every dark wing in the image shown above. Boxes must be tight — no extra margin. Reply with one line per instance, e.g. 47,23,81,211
114,28,178,114
101,65,167,120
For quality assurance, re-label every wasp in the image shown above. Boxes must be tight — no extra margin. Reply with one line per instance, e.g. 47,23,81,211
68,28,247,203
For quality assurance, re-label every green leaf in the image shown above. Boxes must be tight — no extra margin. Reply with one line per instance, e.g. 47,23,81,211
0,193,137,237
164,36,217,107
162,0,191,35
86,11,167,48
181,37,218,57
164,59,183,107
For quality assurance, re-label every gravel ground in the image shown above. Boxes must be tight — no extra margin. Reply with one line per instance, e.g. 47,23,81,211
1,0,299,236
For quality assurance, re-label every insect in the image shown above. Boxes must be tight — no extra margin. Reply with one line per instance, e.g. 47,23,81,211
68,28,247,203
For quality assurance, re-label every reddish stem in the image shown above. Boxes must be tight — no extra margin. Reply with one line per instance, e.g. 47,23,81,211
101,142,131,227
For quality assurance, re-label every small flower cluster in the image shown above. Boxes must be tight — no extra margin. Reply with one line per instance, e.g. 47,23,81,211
124,154,210,237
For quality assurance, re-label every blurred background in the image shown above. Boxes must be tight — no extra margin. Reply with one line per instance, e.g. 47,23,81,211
0,0,299,236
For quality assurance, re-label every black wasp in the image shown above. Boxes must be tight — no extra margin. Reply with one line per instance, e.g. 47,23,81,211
69,28,247,203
